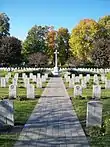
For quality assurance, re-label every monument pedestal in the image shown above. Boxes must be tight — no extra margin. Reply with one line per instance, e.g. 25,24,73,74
52,66,59,76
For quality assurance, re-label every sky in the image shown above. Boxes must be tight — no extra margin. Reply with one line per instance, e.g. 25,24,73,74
1,0,110,40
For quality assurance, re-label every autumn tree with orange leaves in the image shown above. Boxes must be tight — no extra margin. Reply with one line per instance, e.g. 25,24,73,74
47,27,56,64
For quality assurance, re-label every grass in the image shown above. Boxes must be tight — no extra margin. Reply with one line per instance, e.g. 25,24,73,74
66,73,110,147
0,99,39,147
0,70,8,77
14,100,39,125
0,70,110,146
0,71,49,147
107,73,110,79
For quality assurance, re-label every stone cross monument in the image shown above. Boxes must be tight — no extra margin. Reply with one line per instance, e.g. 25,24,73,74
53,49,59,76
54,49,59,67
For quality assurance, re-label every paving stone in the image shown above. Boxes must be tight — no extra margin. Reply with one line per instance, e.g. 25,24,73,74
14,77,89,147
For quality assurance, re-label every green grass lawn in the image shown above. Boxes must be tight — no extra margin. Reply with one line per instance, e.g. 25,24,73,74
66,73,110,147
0,71,49,147
0,90,46,147
0,70,8,77
107,73,110,79
0,99,39,147
0,70,110,146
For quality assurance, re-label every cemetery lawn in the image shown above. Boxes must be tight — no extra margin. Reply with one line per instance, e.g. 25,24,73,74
67,83,110,146
0,99,39,147
0,71,8,77
0,88,46,147
107,72,110,79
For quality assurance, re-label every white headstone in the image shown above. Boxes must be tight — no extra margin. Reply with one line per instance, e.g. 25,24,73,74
22,73,27,79
86,101,102,127
32,75,36,82
14,73,19,79
86,74,90,82
79,74,83,79
44,73,48,79
5,75,9,83
75,76,80,83
92,85,101,99
81,79,87,89
37,73,41,78
27,84,35,99
0,99,14,126
83,76,88,83
7,72,11,78
74,85,82,97
37,78,42,88
93,74,99,85
9,84,16,98
29,73,33,79
101,74,106,83
24,78,30,88
12,78,18,86
1,78,6,87
66,76,70,83
105,80,110,89
42,75,46,82
72,74,75,79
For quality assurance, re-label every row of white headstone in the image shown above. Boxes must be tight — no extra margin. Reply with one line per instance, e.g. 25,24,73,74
0,67,110,78
0,67,52,73
64,74,104,127
73,85,101,99
66,74,110,85
65,73,110,84
64,74,103,127
0,72,48,99
0,99,102,127
0,72,49,127
9,84,37,99
0,72,48,88
64,74,110,99
62,68,110,74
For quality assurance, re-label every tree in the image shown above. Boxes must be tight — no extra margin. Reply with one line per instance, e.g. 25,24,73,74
91,37,110,67
46,27,56,64
0,36,22,66
28,52,48,67
91,15,110,67
69,19,100,62
0,12,10,37
47,27,70,66
23,25,50,55
98,15,110,35
57,27,70,65
66,55,81,67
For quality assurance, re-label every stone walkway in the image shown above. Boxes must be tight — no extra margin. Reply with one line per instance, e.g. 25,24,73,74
14,77,89,147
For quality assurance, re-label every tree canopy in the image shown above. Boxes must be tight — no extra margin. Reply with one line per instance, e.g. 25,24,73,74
0,36,22,66
46,27,56,64
28,52,48,67
57,27,70,65
90,15,110,67
0,12,110,67
69,19,100,62
91,37,110,67
23,25,50,55
0,12,10,37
